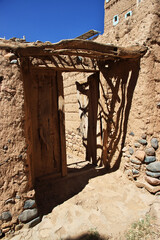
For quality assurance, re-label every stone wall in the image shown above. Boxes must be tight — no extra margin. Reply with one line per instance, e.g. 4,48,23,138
0,47,38,235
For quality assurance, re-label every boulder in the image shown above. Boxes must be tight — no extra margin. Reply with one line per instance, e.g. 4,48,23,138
146,171,160,178
18,209,38,223
145,176,160,186
144,156,156,163
135,150,145,161
151,138,158,149
145,147,155,156
146,162,160,172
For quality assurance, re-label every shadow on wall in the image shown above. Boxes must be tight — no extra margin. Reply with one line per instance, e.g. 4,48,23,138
76,59,140,170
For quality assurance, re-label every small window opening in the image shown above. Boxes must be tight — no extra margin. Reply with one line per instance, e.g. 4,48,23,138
113,15,119,26
106,0,110,2
125,11,132,18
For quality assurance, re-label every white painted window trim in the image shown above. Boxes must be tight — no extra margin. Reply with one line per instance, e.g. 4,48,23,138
125,10,132,18
113,15,119,26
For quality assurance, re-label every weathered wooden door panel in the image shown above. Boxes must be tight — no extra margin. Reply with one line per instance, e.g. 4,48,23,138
36,71,61,177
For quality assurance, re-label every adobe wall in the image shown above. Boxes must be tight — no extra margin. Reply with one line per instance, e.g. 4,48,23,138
0,47,36,235
63,72,91,159
63,0,160,189
97,0,160,188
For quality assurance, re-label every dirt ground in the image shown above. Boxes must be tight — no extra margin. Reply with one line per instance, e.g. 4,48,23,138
5,154,160,240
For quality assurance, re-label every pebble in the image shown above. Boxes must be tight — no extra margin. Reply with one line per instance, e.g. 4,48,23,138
146,171,160,178
138,139,147,145
129,147,134,155
1,211,12,221
130,159,141,165
18,209,38,223
24,200,36,209
135,150,145,161
146,162,160,172
10,59,18,64
145,176,160,186
144,156,156,163
134,143,141,148
132,169,139,175
145,147,155,156
151,138,158,149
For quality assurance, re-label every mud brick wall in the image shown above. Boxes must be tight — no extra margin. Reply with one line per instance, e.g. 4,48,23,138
96,0,160,191
0,48,36,234
104,0,136,32
63,72,91,158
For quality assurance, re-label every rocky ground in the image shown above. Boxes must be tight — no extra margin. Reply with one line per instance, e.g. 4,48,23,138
4,160,160,240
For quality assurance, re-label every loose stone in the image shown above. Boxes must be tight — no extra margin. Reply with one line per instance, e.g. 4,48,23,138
145,176,160,186
146,162,160,172
144,156,156,163
131,159,141,165
146,171,160,178
145,147,155,156
24,199,36,209
135,150,145,161
134,143,141,148
18,208,38,223
151,138,158,149
129,147,134,155
138,139,147,145
1,211,12,221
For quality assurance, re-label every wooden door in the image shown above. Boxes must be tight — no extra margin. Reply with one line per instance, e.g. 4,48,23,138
34,70,61,178
22,63,67,182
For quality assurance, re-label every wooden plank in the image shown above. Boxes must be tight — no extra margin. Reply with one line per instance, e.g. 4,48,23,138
56,71,67,177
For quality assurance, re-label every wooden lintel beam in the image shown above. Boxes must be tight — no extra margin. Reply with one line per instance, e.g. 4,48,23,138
0,39,147,60
30,65,98,73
